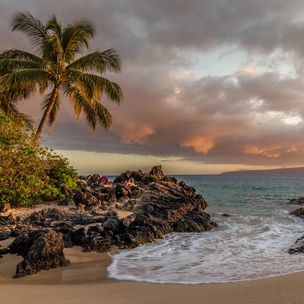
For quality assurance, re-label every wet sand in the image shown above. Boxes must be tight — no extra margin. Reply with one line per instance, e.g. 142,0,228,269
1,242,304,304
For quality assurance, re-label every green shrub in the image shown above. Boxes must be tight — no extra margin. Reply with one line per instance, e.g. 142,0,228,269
0,113,78,206
45,154,78,198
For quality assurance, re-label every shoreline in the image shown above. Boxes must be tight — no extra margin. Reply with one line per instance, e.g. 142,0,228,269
2,244,304,303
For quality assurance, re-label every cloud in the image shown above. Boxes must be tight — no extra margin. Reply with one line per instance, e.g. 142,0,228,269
113,120,155,145
3,0,304,172
181,137,215,154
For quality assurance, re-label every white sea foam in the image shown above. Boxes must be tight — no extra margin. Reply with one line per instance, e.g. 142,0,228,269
107,212,304,284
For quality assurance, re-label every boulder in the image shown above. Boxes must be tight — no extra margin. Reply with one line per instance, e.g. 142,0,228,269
289,235,304,254
10,230,70,278
290,208,304,218
73,190,100,207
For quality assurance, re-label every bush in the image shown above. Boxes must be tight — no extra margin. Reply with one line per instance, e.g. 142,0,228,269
0,113,78,206
45,154,78,198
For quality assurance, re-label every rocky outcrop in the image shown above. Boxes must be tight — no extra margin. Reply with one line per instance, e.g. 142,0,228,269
289,197,304,205
70,166,217,250
290,208,304,218
9,230,70,278
289,235,304,254
289,207,304,253
0,165,217,278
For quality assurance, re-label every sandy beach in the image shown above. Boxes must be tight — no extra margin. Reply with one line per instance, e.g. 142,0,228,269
1,241,304,304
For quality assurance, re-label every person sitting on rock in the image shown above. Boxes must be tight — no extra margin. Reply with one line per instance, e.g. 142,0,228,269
101,176,109,184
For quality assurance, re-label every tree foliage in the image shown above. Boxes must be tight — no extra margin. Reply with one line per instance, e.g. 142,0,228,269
0,113,78,206
0,11,123,138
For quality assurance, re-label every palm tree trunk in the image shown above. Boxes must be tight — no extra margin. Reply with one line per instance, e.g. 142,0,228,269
36,85,60,138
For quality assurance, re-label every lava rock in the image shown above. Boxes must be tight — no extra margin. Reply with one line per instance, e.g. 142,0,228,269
11,230,70,278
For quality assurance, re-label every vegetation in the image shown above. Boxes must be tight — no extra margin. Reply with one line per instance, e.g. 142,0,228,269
0,62,35,128
0,113,78,206
0,11,123,138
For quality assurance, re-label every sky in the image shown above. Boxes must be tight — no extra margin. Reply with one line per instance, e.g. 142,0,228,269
2,0,304,175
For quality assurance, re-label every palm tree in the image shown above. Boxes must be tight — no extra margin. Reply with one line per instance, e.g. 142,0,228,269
0,53,35,127
0,11,123,138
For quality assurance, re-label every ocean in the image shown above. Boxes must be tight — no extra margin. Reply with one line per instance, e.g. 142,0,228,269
107,174,304,284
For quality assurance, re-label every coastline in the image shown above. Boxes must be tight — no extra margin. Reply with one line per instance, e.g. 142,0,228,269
1,244,304,303
1,172,304,304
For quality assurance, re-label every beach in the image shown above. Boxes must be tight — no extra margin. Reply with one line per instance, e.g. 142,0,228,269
2,174,304,303
1,244,304,304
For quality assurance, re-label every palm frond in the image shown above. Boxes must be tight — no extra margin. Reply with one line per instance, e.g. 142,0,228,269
81,73,123,104
42,34,64,68
93,101,113,130
0,94,17,113
0,69,48,91
65,72,123,104
42,16,64,69
11,11,47,54
45,15,62,38
64,82,114,132
67,49,122,74
97,49,122,73
41,92,61,133
64,69,95,99
0,58,42,72
62,19,95,63
0,49,42,64
2,84,36,102
38,78,52,94
64,83,100,132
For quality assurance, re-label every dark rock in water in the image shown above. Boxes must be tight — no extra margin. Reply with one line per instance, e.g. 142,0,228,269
221,213,230,217
289,197,304,205
10,230,70,278
173,211,216,232
288,208,304,254
290,208,304,218
289,235,304,254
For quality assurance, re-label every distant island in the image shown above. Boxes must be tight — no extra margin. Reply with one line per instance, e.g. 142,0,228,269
221,167,304,175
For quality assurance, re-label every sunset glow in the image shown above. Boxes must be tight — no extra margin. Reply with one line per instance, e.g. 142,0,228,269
2,0,304,174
